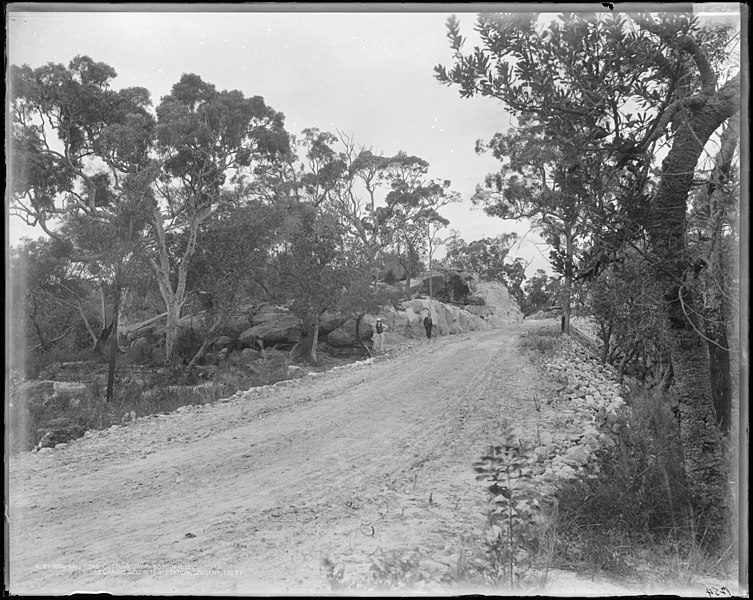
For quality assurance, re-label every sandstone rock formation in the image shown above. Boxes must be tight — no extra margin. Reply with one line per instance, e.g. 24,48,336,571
239,305,302,347
380,298,489,338
325,319,374,348
421,270,472,303
473,281,523,324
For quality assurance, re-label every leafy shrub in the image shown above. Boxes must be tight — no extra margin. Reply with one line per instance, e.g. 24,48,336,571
473,424,550,588
552,387,692,575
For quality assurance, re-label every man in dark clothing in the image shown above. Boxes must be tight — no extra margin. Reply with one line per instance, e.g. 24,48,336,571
423,312,433,339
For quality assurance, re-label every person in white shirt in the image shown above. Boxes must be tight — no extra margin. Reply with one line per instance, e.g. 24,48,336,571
374,317,387,352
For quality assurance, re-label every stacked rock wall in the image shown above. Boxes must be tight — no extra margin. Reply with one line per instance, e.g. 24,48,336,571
502,335,631,499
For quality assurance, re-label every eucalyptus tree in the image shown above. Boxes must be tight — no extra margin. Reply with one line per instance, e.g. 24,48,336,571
436,11,741,545
9,238,100,361
442,232,526,300
9,57,291,365
10,56,157,396
378,152,458,292
272,201,352,365
181,198,283,371
151,73,289,362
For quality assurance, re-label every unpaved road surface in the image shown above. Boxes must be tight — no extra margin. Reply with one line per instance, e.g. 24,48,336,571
10,324,559,595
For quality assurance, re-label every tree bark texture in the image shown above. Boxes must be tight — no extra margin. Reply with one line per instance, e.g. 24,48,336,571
646,78,739,545
561,226,573,335
310,320,320,365
106,285,121,402
185,336,216,372
702,114,739,435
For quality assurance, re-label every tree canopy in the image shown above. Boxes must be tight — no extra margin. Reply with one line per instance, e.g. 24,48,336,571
436,10,741,546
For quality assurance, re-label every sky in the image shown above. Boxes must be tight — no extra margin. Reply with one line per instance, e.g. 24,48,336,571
6,4,559,275
5,3,740,276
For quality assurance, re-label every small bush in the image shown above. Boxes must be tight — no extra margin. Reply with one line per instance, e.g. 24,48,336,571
520,326,561,359
473,424,550,589
552,387,693,576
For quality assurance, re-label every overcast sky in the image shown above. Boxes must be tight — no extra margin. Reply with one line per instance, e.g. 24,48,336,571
6,4,561,274
7,3,739,275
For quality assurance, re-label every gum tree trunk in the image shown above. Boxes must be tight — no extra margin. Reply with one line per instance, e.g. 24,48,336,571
702,114,739,435
106,282,121,402
646,76,739,546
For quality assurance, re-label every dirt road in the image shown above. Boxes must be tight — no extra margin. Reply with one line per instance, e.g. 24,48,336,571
9,323,556,595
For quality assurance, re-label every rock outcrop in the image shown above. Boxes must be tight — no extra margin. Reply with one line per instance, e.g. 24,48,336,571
378,277,522,337
96,274,522,366
472,281,523,324
325,319,374,348
417,269,523,325
239,305,302,347
421,270,472,303
379,298,489,338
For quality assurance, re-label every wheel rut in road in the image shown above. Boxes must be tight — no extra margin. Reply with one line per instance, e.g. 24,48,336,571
10,323,556,595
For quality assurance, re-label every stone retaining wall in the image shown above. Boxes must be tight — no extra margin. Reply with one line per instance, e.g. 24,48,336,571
503,334,631,498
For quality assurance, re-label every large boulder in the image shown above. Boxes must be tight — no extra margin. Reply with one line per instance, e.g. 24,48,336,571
240,305,302,347
458,308,490,332
422,270,472,302
473,281,523,324
464,304,494,318
377,294,499,337
326,319,374,348
386,298,457,337
212,335,236,350
319,311,349,337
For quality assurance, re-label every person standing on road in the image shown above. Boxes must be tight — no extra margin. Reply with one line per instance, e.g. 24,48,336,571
423,312,433,339
374,317,387,353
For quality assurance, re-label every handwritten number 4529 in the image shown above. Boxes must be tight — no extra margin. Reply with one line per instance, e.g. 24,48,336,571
706,587,731,597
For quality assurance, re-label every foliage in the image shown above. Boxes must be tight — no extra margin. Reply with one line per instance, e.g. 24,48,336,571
320,558,346,591
173,329,205,364
337,272,404,351
586,251,670,382
369,550,427,589
9,56,292,365
436,12,740,544
442,231,525,293
7,353,302,454
261,130,458,288
519,270,561,317
180,198,284,368
473,424,549,588
9,238,102,370
553,387,696,576
269,202,351,363
434,10,739,310
519,325,561,361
